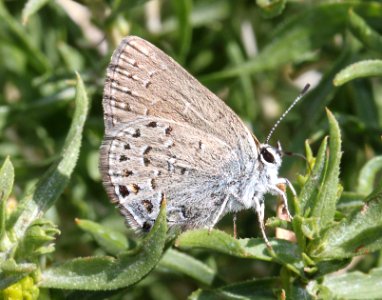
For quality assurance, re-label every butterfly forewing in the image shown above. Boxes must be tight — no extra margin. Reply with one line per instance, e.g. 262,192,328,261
103,36,257,151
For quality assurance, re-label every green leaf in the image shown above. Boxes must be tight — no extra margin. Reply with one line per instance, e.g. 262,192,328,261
0,259,36,290
58,42,85,71
304,140,314,169
288,50,352,154
0,1,50,73
159,248,218,286
320,267,382,299
299,217,321,241
201,2,355,81
314,259,351,278
299,137,328,216
337,191,364,212
76,219,129,256
176,229,303,276
288,282,314,300
189,277,280,300
348,8,382,52
349,80,380,128
256,0,287,18
172,0,192,63
357,156,382,195
40,200,167,290
0,157,14,248
310,109,342,228
226,41,258,120
21,0,50,25
9,73,89,247
310,184,382,260
161,1,229,35
333,60,382,86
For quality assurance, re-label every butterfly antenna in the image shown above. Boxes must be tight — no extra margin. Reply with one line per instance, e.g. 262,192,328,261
283,150,312,173
265,83,310,144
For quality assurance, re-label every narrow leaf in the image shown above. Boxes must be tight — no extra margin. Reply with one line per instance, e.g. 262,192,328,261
0,157,14,246
314,259,351,278
350,80,380,128
321,267,382,299
348,8,382,52
257,0,287,18
333,60,382,86
172,0,192,63
190,277,280,300
159,248,218,286
357,156,382,195
10,73,89,245
311,109,342,227
289,282,315,300
201,2,356,81
0,1,50,73
310,184,382,259
176,229,247,257
299,137,328,216
76,219,128,256
161,2,229,34
40,201,167,290
22,0,50,25
176,229,303,275
226,41,257,119
288,50,352,155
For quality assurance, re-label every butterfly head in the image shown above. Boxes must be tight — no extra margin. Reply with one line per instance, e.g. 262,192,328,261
258,143,282,170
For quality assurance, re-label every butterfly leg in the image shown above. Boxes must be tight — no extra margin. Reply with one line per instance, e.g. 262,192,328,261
279,178,297,197
255,199,271,248
271,178,295,220
208,194,230,233
233,213,237,239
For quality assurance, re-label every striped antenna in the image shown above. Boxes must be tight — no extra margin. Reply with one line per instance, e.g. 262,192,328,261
265,83,310,144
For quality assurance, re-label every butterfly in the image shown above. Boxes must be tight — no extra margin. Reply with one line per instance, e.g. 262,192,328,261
100,36,307,246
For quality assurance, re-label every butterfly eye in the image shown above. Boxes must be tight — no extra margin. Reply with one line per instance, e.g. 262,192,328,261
261,148,275,164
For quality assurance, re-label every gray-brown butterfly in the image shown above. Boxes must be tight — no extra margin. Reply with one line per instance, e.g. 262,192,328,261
100,36,308,246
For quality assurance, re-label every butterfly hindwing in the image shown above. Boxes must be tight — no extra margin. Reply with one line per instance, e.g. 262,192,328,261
100,116,240,231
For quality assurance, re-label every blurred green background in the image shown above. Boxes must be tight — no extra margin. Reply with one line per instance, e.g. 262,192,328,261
1,0,381,299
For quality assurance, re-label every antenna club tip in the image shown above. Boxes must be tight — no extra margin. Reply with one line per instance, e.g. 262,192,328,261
302,83,310,94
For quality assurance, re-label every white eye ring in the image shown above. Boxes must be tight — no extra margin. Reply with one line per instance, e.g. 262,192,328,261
261,148,275,164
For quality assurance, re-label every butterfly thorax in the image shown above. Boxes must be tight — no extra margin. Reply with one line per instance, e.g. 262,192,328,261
229,143,282,211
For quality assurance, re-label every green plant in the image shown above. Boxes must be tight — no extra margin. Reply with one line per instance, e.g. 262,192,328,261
0,0,381,299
